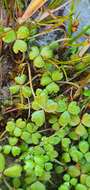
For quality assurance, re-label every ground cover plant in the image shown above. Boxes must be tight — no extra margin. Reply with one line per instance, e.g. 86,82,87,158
0,0,90,189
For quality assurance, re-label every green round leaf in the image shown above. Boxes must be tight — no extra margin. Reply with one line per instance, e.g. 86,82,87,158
86,176,90,187
55,166,64,174
8,137,18,146
17,26,30,39
40,46,53,59
45,99,58,113
69,131,79,140
49,115,58,124
52,70,63,81
29,46,40,60
81,162,90,173
80,174,87,185
6,121,15,133
46,82,59,94
32,91,48,110
31,110,45,127
75,184,87,190
48,136,60,145
58,184,69,190
59,111,71,127
25,174,37,185
24,160,35,172
85,152,90,162
69,146,83,162
63,174,70,182
34,156,44,167
15,74,27,85
35,165,44,177
33,56,45,68
21,132,31,144
9,85,20,94
70,178,78,186
79,141,89,154
2,28,16,43
45,163,53,171
30,181,46,190
14,127,22,137
69,115,80,126
13,40,27,54
26,122,35,133
68,101,80,115
3,145,11,155
4,165,22,177
40,75,52,86
32,133,41,145
11,146,21,156
52,122,60,131
62,153,71,163
16,118,26,129
22,86,32,98
57,98,68,113
82,113,90,127
62,138,71,149
75,124,87,137
68,165,80,177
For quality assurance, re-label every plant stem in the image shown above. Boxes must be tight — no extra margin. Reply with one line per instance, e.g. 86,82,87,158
27,63,35,98
3,178,13,190
0,130,7,139
54,159,65,166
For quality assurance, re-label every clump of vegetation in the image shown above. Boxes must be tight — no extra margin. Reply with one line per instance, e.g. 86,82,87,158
0,0,90,189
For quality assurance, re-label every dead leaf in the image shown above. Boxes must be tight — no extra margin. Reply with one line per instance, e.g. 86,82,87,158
73,74,90,99
78,44,90,57
36,0,71,21
17,0,47,24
